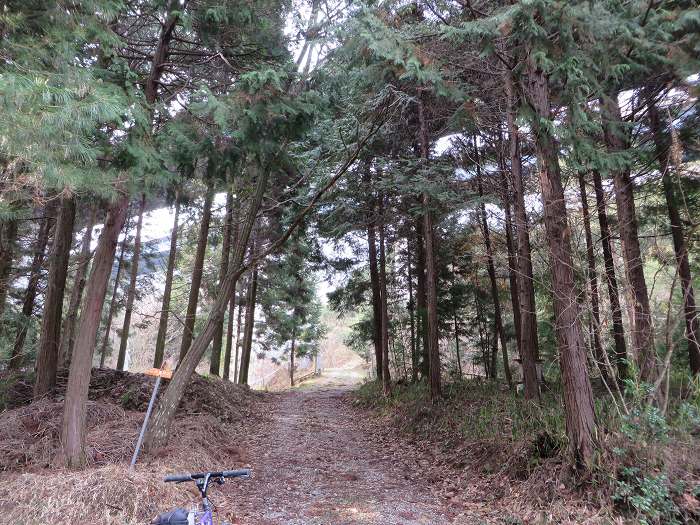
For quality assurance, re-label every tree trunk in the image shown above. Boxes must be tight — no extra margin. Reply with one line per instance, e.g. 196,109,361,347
61,0,178,467
407,241,418,381
290,328,296,387
234,298,243,382
61,193,129,467
364,164,383,381
453,312,463,378
475,140,512,387
223,192,242,381
367,223,383,381
526,61,596,467
238,267,258,385
418,97,441,400
577,172,609,383
143,167,268,452
475,292,490,377
500,160,522,356
223,292,236,380
58,205,97,367
378,195,392,395
34,197,76,399
10,206,51,369
99,218,129,368
490,321,499,380
144,1,179,105
117,194,146,371
414,216,429,379
601,94,655,382
591,170,628,382
648,101,700,376
179,182,214,362
0,216,19,329
211,192,234,376
505,72,540,400
154,192,180,368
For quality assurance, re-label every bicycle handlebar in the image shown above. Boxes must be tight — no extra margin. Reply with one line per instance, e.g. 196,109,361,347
164,469,251,483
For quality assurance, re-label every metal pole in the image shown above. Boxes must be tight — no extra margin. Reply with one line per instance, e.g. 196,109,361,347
129,375,162,471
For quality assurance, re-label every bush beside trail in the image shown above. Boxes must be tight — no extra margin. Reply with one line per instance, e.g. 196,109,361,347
353,379,700,524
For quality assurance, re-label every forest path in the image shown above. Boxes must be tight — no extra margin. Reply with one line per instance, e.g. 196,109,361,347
225,378,459,525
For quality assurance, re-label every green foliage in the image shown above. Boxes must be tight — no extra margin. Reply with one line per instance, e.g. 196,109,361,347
257,232,326,365
620,405,670,444
613,468,681,525
0,1,133,197
601,374,700,524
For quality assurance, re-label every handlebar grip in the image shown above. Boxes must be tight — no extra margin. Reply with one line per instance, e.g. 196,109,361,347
164,474,192,483
222,469,251,479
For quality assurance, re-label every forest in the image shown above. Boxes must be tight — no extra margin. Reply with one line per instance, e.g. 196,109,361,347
1,0,699,523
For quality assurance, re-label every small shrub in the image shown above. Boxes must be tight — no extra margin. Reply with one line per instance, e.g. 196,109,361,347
119,389,134,409
675,402,700,433
621,405,669,444
613,467,681,525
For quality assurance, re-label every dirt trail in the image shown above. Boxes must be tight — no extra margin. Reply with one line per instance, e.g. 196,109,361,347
223,368,455,525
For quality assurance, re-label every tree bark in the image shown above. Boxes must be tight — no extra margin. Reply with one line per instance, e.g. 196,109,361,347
526,61,596,467
453,312,463,377
475,140,512,387
407,241,418,381
601,94,655,382
364,164,383,381
34,197,76,399
99,218,129,368
290,328,296,387
178,182,214,362
475,292,490,377
418,96,441,400
154,192,180,368
58,205,97,367
117,194,146,371
367,222,383,381
223,291,236,381
505,72,540,400
234,298,243,382
592,170,628,382
414,216,429,379
223,191,242,381
378,195,392,395
0,216,19,329
500,159,522,356
238,266,258,385
577,172,609,383
144,1,179,105
649,101,700,375
211,191,234,376
10,206,51,369
61,193,129,467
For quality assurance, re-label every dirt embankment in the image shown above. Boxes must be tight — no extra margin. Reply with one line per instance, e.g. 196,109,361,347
0,368,264,524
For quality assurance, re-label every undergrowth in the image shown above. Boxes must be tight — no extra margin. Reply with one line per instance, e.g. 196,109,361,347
356,379,567,450
356,376,700,524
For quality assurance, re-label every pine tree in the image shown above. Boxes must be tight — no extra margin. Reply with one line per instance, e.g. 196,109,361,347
257,233,325,387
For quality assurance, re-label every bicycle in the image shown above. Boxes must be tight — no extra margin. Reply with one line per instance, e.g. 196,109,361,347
151,469,252,525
